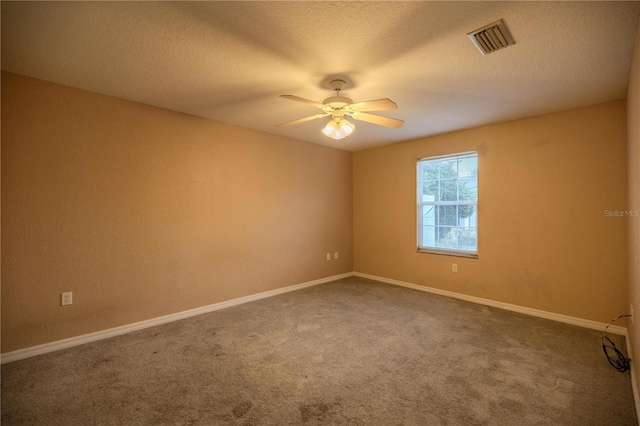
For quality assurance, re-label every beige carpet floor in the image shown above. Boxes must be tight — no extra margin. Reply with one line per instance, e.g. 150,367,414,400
1,276,636,425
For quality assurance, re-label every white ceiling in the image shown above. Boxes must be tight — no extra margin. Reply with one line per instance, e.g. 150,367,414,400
2,1,639,151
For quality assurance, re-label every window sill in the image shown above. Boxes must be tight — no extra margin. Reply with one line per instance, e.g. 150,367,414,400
417,248,478,259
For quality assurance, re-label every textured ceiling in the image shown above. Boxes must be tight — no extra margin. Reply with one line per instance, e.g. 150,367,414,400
2,1,639,151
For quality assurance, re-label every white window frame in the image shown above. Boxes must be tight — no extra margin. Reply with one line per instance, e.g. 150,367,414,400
417,152,478,258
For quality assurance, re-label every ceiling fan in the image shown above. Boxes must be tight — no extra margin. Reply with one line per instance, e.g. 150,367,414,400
277,79,404,140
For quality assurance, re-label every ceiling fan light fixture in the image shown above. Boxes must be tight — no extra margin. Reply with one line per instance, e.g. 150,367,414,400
322,117,354,140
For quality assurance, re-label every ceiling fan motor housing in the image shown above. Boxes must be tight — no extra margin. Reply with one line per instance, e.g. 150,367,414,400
323,96,353,109
324,80,351,108
329,79,347,90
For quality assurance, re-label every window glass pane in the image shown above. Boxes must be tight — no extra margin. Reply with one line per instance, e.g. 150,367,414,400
422,225,436,247
440,158,457,178
435,226,455,249
458,178,477,201
457,156,477,178
456,228,477,251
437,205,457,226
439,178,457,201
421,163,438,197
422,205,435,221
422,180,437,198
457,204,476,226
464,210,477,228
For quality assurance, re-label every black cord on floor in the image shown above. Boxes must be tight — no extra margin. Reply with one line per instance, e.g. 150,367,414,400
602,314,632,372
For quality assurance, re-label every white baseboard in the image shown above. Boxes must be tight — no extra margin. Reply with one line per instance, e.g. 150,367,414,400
2,271,629,365
0,272,352,365
353,272,628,336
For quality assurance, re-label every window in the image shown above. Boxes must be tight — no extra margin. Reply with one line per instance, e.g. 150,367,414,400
417,152,478,258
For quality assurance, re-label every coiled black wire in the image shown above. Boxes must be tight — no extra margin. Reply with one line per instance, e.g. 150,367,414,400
602,314,632,372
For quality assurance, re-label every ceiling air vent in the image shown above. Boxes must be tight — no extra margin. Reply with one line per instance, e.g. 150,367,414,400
467,19,515,56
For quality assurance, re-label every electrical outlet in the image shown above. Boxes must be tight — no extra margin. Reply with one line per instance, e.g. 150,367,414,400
326,253,331,261
61,292,73,306
335,252,339,259
452,264,458,273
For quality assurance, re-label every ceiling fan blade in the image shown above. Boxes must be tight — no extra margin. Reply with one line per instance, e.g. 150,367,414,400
349,98,398,112
351,112,404,129
279,95,326,109
277,113,329,128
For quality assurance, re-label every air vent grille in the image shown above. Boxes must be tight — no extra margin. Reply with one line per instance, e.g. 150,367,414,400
468,19,515,56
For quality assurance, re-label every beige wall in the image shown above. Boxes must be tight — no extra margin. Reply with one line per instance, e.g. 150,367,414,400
1,67,634,356
1,72,353,353
354,101,628,323
627,15,640,402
